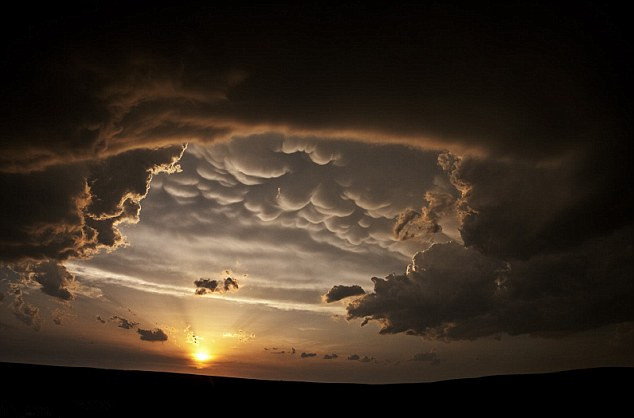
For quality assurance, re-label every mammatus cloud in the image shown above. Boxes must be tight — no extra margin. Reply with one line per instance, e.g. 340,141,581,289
110,315,139,330
323,285,365,303
194,273,239,295
300,352,317,358
137,328,168,342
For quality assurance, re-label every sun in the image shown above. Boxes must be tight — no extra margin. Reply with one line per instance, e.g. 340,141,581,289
192,350,213,364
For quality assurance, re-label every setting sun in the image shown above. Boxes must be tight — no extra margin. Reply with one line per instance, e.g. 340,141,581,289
192,350,212,363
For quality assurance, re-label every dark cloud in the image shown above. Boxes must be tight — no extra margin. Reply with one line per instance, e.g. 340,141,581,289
300,352,317,358
29,261,75,301
358,356,374,363
96,315,106,324
347,354,360,361
137,328,168,342
110,316,138,330
323,285,365,303
323,354,338,360
451,155,633,260
194,274,239,295
347,231,634,340
3,3,630,168
411,351,440,365
2,261,76,301
0,146,184,263
264,347,292,355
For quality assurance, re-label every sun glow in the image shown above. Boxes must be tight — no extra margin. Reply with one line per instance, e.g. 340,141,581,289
193,350,212,362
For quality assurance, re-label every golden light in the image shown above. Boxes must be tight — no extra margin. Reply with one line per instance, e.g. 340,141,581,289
192,350,213,365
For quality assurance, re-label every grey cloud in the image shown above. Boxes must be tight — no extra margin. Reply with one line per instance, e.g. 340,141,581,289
347,354,360,361
323,353,338,360
138,328,168,342
323,285,365,303
300,352,317,358
347,230,634,339
110,315,138,330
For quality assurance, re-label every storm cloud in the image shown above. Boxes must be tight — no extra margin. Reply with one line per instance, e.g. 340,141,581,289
1,3,633,367
2,4,630,259
0,146,184,263
347,231,634,340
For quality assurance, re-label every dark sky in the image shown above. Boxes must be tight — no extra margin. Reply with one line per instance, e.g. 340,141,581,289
0,2,632,382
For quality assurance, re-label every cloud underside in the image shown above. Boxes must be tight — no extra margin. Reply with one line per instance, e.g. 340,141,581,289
0,3,632,342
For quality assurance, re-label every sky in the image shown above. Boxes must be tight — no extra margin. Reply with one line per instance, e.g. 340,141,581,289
1,2,633,383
